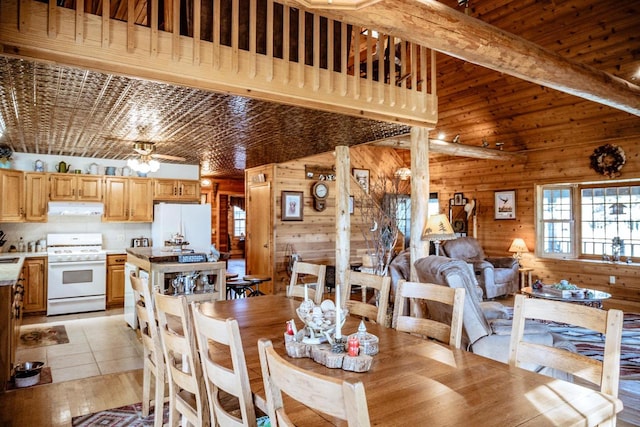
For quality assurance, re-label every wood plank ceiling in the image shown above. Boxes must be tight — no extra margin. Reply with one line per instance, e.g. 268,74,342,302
0,0,638,178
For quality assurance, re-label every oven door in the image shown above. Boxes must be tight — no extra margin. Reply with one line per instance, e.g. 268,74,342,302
48,260,107,299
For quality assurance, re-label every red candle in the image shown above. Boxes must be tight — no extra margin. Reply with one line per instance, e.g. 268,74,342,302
348,336,360,356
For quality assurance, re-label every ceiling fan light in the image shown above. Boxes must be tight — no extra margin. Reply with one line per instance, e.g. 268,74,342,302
148,159,160,172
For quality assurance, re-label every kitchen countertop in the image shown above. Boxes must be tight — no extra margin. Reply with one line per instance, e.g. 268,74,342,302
0,256,24,286
126,246,210,263
0,251,47,260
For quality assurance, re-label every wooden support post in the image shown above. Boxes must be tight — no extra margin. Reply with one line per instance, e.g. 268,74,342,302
409,127,430,282
335,146,350,301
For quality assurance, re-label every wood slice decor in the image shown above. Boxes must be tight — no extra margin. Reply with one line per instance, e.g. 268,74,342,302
284,340,372,372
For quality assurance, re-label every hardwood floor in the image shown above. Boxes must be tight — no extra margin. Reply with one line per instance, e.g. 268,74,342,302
0,370,143,426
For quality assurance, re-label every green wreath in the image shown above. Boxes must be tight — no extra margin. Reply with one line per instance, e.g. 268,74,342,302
589,144,625,178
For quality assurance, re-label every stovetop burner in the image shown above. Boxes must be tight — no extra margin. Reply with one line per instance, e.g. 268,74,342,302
47,233,106,263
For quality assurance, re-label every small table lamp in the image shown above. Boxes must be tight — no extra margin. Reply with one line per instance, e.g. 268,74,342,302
508,238,529,264
422,214,457,256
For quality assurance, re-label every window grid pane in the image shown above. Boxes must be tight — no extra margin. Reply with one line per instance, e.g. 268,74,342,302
581,185,640,258
541,187,573,255
233,206,246,237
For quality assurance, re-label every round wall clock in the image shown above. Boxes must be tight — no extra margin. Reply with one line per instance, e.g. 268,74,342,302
312,181,329,211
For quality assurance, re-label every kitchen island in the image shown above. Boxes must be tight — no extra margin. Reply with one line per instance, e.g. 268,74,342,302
124,247,226,329
0,256,24,391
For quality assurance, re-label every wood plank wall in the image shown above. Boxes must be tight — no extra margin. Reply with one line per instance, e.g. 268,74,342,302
407,137,640,312
265,145,405,294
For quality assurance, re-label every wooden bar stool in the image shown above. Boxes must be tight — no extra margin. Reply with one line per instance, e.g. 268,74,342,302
226,280,253,299
242,275,270,296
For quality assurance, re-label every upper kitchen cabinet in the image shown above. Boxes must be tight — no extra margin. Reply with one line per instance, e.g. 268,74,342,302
0,169,25,222
103,177,153,222
49,174,102,202
24,172,48,222
153,179,200,201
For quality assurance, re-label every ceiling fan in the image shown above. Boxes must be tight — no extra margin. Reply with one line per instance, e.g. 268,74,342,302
131,141,186,162
125,141,186,174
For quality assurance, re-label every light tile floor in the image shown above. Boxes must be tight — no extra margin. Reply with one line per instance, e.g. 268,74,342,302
18,308,143,383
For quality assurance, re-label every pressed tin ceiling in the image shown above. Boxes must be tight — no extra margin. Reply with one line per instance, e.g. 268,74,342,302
0,57,410,178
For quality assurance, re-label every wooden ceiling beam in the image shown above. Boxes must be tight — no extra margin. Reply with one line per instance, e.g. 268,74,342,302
282,0,640,116
370,134,527,162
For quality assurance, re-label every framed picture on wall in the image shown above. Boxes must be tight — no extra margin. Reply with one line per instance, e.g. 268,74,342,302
494,190,516,219
352,168,370,194
281,191,304,221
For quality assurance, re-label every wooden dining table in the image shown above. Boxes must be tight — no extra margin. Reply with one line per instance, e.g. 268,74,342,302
199,295,622,426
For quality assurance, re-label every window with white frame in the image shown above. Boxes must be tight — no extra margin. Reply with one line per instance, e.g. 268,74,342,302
538,183,640,259
233,206,246,237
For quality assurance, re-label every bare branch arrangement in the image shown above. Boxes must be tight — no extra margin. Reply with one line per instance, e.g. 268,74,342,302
352,172,403,276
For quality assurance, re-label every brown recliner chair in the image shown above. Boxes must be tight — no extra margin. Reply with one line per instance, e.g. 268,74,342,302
441,237,519,299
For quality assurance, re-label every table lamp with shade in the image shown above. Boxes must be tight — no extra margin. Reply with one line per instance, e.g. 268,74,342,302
508,238,529,265
422,214,457,256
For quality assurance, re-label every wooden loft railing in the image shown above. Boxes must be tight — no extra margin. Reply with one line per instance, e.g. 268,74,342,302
0,0,438,126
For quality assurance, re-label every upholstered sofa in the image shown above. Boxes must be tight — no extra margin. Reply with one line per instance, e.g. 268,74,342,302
441,237,519,299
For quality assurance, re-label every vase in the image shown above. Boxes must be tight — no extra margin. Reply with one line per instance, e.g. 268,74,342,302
0,158,11,169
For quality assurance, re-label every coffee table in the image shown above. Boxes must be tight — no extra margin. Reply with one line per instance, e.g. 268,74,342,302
521,286,611,309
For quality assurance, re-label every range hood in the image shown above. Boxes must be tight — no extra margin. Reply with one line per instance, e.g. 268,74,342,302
48,202,104,216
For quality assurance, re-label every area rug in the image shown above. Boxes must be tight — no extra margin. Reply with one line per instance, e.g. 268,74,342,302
19,325,69,348
6,367,52,391
71,402,168,426
546,312,640,379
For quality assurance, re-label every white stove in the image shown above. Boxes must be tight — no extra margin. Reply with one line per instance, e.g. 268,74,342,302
47,233,107,316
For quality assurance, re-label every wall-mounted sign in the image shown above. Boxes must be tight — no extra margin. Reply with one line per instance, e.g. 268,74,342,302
305,165,336,181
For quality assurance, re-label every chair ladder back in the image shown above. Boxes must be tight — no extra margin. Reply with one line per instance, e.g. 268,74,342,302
392,280,465,349
508,294,623,398
343,270,391,326
154,292,209,427
192,302,258,427
130,272,165,426
287,261,327,305
258,338,371,427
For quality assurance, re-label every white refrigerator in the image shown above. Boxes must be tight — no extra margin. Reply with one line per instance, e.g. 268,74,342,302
152,203,212,250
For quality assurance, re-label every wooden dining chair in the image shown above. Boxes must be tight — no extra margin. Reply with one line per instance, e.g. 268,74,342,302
509,293,623,425
343,270,391,326
191,301,267,426
287,261,326,305
130,272,166,427
154,292,210,427
258,338,371,427
392,280,465,349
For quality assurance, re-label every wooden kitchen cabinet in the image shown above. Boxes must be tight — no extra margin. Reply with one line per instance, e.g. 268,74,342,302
49,174,102,201
153,179,200,201
106,254,126,307
103,177,153,222
24,172,49,222
22,257,47,314
0,169,25,222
